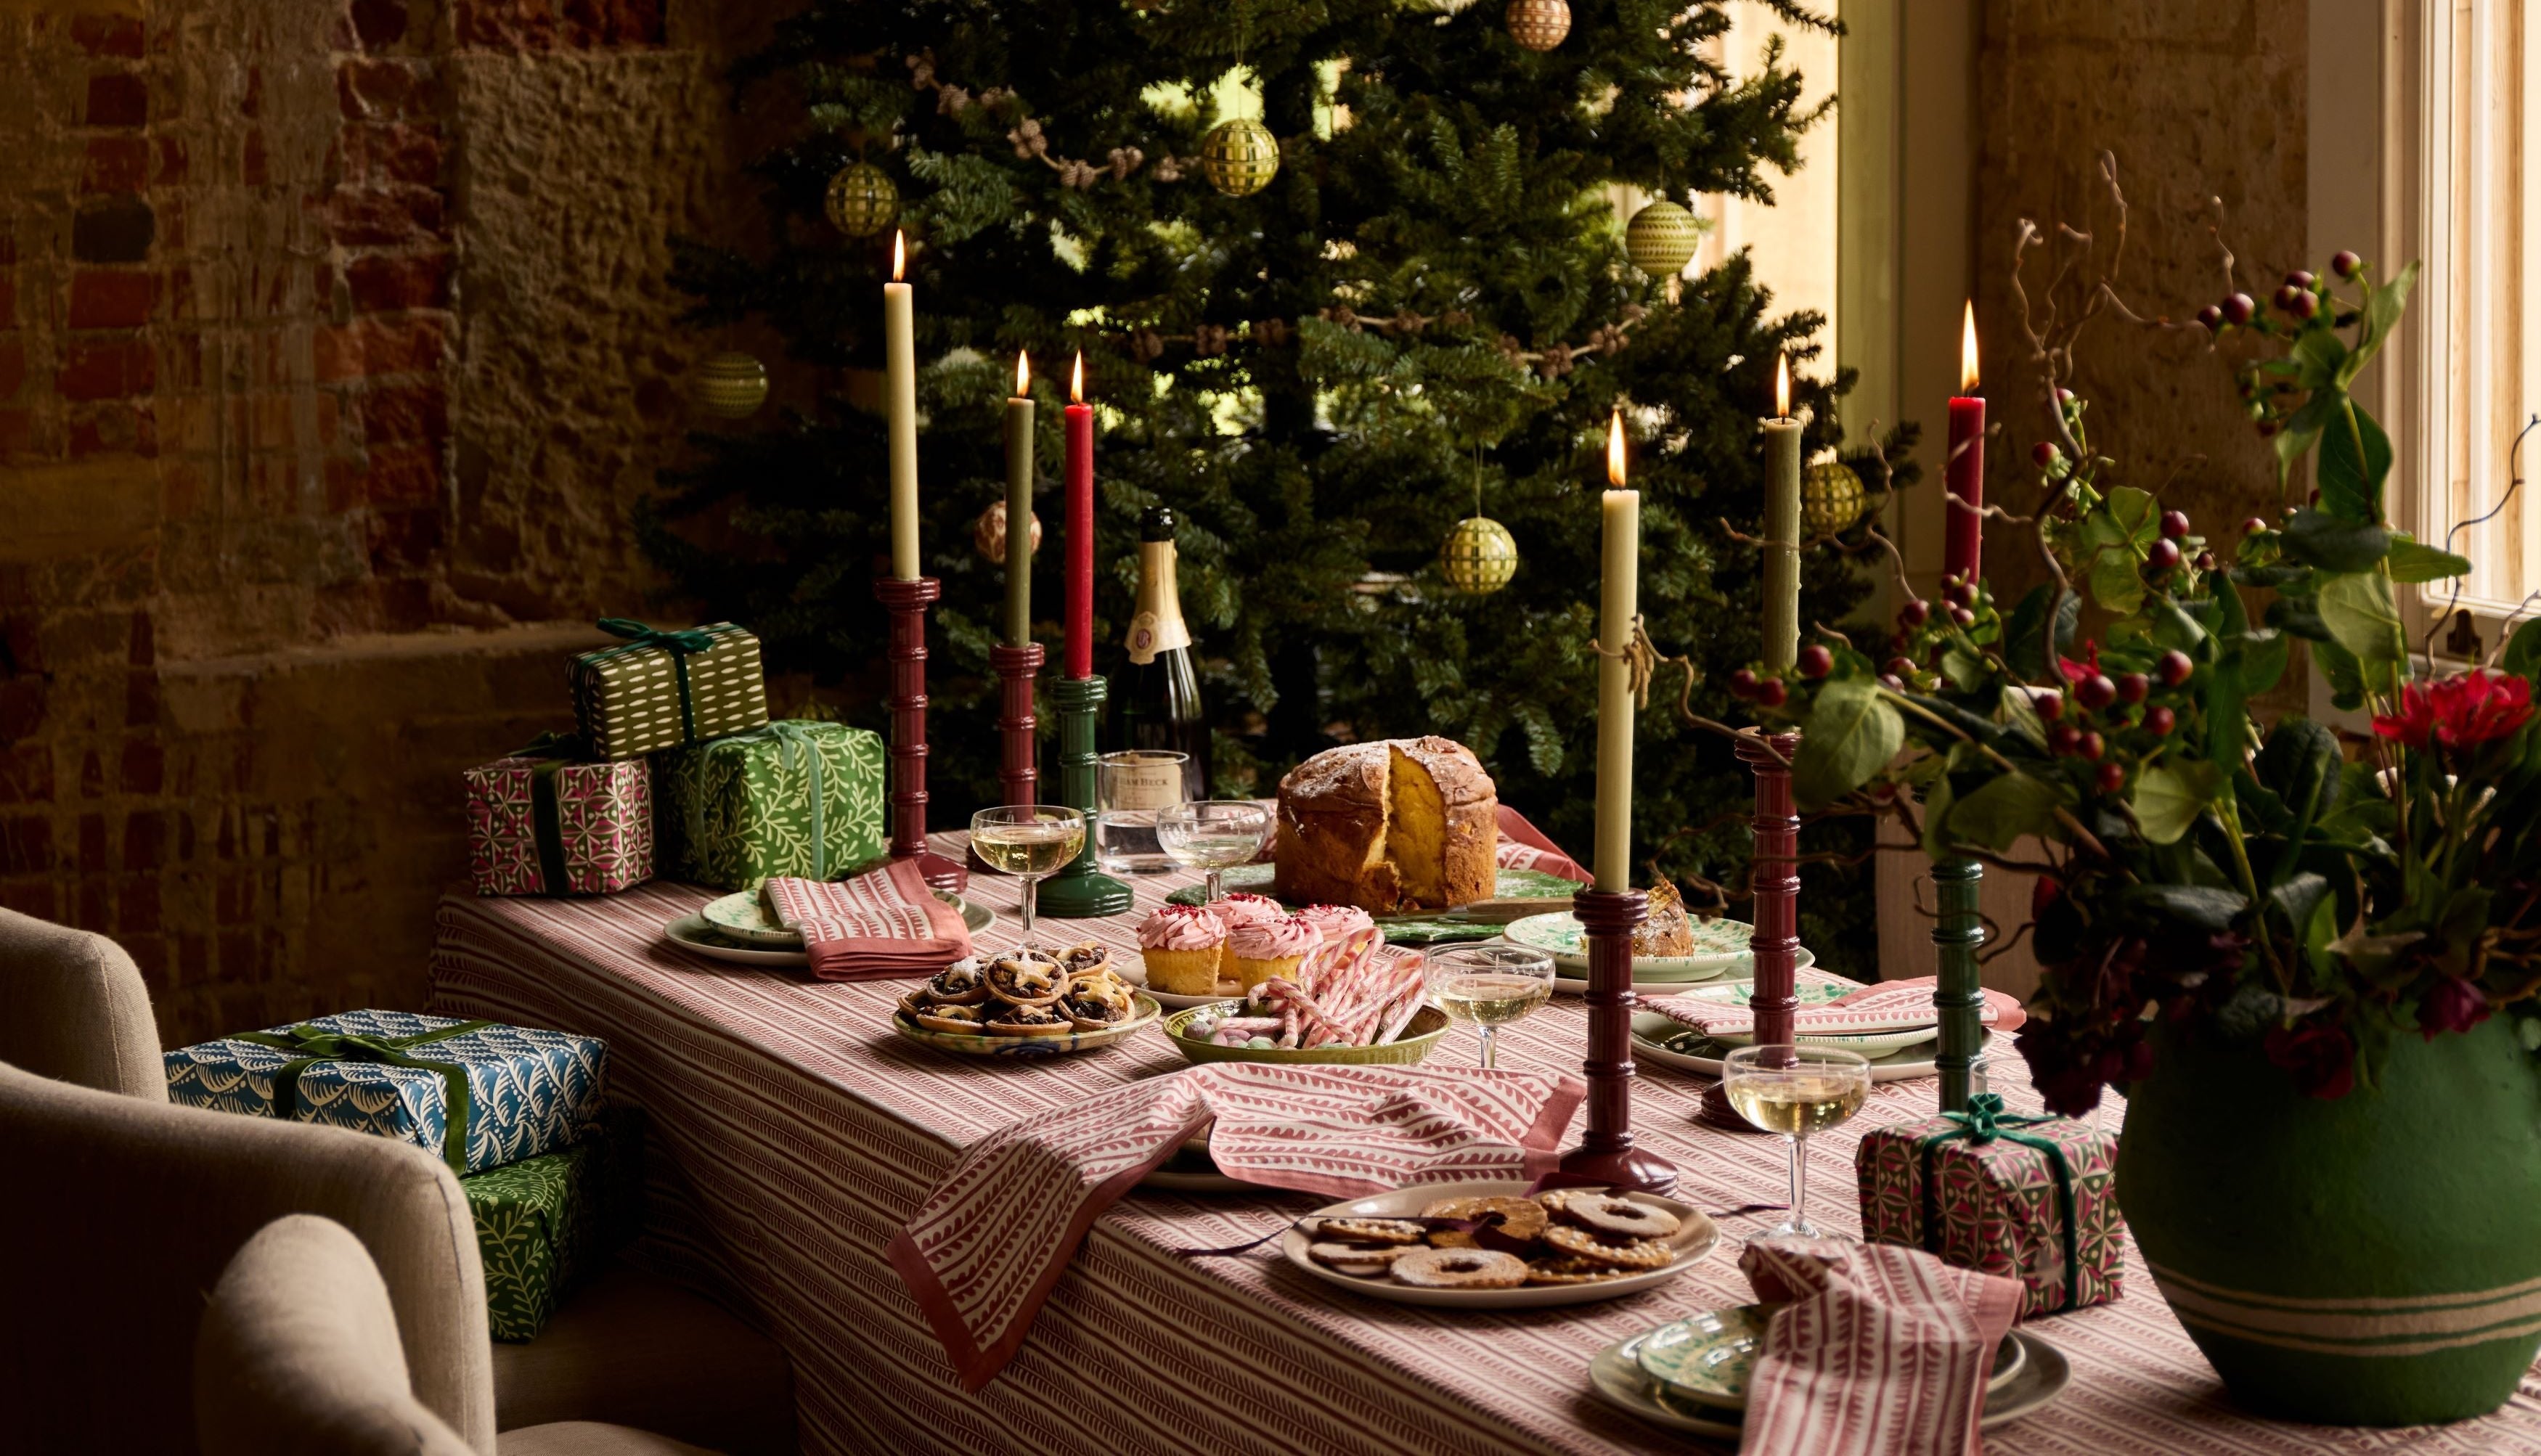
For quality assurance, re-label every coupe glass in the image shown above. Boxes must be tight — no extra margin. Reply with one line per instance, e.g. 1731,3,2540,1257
1154,799,1273,903
968,806,1088,950
1428,943,1554,1069
1721,1045,1873,1238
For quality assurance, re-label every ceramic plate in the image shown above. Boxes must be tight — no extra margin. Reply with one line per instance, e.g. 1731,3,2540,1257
1118,967,1249,1010
1636,1305,2024,1412
1659,977,1944,1058
701,889,804,946
1588,1328,2068,1439
1506,910,1777,982
1281,1179,1718,1310
1163,1002,1450,1066
1550,949,1815,996
890,993,1160,1058
664,913,809,967
1631,1011,1996,1085
1164,866,1576,944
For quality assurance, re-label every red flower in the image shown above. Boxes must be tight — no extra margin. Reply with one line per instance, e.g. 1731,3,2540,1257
2418,976,2493,1040
2057,642,2103,684
2263,1022,2356,1100
2373,670,2534,751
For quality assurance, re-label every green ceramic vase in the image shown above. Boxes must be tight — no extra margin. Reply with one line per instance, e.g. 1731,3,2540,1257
2118,1015,2541,1425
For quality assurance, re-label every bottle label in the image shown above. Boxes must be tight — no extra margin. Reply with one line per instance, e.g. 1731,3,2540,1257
1104,760,1186,811
1126,542,1194,664
1127,611,1162,666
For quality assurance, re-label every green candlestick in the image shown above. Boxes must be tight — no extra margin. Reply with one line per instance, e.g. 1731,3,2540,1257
1932,855,1985,1111
1037,674,1132,918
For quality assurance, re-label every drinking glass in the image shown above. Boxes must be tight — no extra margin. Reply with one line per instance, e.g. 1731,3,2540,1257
968,806,1088,950
1721,1045,1873,1238
1095,751,1189,876
1429,943,1554,1070
1154,799,1273,903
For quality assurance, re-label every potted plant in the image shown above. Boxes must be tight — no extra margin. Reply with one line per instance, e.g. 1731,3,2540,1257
1739,210,2541,1425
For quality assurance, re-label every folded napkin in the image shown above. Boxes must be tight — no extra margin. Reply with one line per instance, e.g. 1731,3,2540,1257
886,1062,1583,1389
1737,1236,2024,1456
1646,976,2028,1041
761,860,971,981
1495,805,1590,883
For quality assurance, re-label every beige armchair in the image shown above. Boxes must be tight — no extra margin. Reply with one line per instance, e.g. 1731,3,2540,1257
0,907,164,1099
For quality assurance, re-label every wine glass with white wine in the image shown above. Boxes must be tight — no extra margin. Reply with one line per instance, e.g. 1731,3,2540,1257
1428,944,1555,1070
1154,800,1273,904
1721,1044,1873,1238
968,806,1088,951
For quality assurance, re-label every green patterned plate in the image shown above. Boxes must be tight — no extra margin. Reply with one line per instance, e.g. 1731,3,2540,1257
891,994,1161,1058
1592,1329,2050,1436
1636,1304,2027,1412
1163,866,1575,944
1506,909,1762,982
701,888,992,947
1162,1002,1450,1066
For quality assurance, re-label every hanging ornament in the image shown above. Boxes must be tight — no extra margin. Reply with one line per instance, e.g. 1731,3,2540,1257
1199,118,1281,197
1802,457,1869,537
974,499,1043,563
694,351,769,420
1505,0,1570,51
824,161,899,239
1440,516,1520,594
1625,199,1702,279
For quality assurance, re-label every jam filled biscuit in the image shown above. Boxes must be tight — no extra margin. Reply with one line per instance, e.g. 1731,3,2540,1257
1417,1195,1549,1248
1307,1242,1411,1278
1389,1247,1530,1290
1523,1256,1634,1285
1539,1224,1679,1269
1540,1189,1683,1242
1311,1217,1429,1246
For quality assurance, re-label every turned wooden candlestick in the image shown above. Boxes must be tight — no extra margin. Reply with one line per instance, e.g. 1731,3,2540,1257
1557,886,1678,1193
1701,729,1803,1134
1932,856,1986,1111
1035,673,1131,918
874,576,966,892
989,642,1043,805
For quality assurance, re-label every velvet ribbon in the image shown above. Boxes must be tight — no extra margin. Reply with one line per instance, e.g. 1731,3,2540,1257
227,1020,494,1174
1913,1092,2081,1313
592,618,721,743
685,721,833,880
510,731,585,896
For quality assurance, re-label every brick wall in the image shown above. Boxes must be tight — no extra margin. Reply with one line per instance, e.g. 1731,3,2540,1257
0,0,762,1045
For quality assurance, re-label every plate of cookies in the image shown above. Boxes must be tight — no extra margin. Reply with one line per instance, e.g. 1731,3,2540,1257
891,943,1161,1057
1282,1181,1718,1309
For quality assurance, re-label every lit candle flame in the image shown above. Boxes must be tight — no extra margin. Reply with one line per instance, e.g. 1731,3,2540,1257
892,230,906,283
1015,349,1030,396
1960,300,1979,393
1774,353,1790,420
1607,408,1627,487
1070,351,1085,404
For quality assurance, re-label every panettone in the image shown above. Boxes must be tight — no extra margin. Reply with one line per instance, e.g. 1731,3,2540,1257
1273,737,1498,912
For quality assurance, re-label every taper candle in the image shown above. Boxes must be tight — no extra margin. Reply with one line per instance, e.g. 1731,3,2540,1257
884,231,921,581
1004,350,1035,647
1064,352,1094,679
1944,301,1986,584
1760,353,1803,672
1594,409,1639,892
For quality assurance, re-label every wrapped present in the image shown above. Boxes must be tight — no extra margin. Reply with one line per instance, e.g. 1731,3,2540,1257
569,618,768,760
465,1105,644,1341
1856,1092,2122,1319
655,719,888,891
465,734,653,896
164,1010,606,1176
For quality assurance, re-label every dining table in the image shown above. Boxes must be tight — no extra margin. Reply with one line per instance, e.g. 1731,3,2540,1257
427,830,2541,1455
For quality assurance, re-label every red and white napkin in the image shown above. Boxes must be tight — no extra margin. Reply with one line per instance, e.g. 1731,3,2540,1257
1645,976,2028,1041
1736,1236,2024,1456
761,859,971,981
1496,804,1590,883
886,1061,1584,1389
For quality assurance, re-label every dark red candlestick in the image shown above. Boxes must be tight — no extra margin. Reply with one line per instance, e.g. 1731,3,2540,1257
874,576,966,892
1740,729,1802,1047
1558,886,1678,1193
1944,395,1986,584
990,642,1043,806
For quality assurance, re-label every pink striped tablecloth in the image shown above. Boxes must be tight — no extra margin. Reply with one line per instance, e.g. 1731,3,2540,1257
428,834,2541,1456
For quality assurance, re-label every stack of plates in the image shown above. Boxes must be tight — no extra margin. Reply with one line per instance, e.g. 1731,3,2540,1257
1500,912,1816,994
1629,981,1995,1083
663,889,992,967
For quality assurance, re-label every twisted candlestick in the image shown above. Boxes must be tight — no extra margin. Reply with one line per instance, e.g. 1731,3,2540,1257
1932,857,1986,1111
874,576,967,892
1558,886,1677,1193
1035,674,1131,918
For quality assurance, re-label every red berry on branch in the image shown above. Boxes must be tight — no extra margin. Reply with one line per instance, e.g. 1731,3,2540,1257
2147,538,2182,572
2332,249,2362,278
2256,420,2280,438
2034,690,2065,722
1885,656,1917,679
2077,674,2118,711
2290,290,2320,320
1798,644,1833,679
1944,581,1976,610
1878,673,1904,692
2049,724,2083,756
2144,705,2176,736
2196,304,2224,332
2079,731,2105,761
2095,761,2126,794
1753,678,1788,708
1951,605,1977,628
2273,284,2301,311
2033,441,2060,467
2160,510,2191,539
2194,549,2216,570
2285,269,2315,290
2056,387,2076,404
2223,293,2256,324
1900,598,1930,627
2116,671,2149,704
2241,515,2269,534
1729,668,1759,699
2157,650,2194,687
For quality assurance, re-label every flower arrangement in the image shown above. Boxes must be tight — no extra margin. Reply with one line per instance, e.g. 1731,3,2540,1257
1732,184,2541,1114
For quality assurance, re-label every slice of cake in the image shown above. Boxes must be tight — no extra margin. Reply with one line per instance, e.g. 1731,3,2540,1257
1273,737,1498,912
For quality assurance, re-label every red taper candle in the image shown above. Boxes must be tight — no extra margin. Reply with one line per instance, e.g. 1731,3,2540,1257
1064,351,1095,679
1944,300,1985,584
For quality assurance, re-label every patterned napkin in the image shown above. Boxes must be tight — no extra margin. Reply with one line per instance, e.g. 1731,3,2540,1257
886,1062,1584,1389
1646,976,2028,1040
1495,805,1589,883
761,859,971,981
1736,1236,2024,1456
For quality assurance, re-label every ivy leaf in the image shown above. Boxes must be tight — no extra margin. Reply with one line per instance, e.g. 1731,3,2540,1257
1999,684,2047,751
2090,550,2146,617
2315,401,2393,523
2291,326,2350,392
2314,637,2368,711
2206,645,2251,766
2505,618,2541,677
2133,761,2221,844
2277,509,2391,572
2240,629,2290,696
1918,774,1957,861
1942,644,1991,692
2348,260,2421,379
1946,772,2065,851
2002,585,2077,680
2230,563,2316,592
2265,594,2331,642
2255,717,2340,875
1792,679,1903,810
2116,883,2249,934
2317,570,2405,662
2385,539,2472,583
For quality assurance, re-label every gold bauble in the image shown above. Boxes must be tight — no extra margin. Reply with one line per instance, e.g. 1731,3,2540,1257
973,500,1043,563
823,161,899,239
1802,457,1868,537
1505,0,1570,51
1199,118,1281,198
695,351,769,420
1440,515,1520,594
1625,199,1702,279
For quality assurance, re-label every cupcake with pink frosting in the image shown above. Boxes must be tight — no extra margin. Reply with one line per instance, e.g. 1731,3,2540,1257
1138,904,1228,995
1228,914,1323,993
1211,891,1288,931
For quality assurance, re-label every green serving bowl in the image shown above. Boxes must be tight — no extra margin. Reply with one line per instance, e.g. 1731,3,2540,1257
1162,1001,1452,1066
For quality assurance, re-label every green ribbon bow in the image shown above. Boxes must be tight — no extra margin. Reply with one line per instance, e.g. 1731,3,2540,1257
591,618,722,743
228,1020,494,1174
688,721,831,881
511,732,589,895
1913,1092,2084,1314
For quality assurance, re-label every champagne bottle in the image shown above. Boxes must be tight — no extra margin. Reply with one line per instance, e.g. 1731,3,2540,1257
1116,506,1211,801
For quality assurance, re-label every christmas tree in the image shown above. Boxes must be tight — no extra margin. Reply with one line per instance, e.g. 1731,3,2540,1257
651,0,1908,973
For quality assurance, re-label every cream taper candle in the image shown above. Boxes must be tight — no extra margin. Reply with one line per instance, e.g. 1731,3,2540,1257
1760,353,1803,673
1595,409,1639,892
884,230,921,581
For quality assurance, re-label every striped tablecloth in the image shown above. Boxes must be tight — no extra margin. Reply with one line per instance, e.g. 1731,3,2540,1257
428,835,2541,1455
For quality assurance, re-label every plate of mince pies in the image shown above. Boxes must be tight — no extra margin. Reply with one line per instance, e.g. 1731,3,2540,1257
1281,1180,1718,1309
891,942,1161,1058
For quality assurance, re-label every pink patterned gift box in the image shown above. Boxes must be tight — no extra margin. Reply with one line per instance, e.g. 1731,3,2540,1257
1855,1093,2123,1320
465,752,653,896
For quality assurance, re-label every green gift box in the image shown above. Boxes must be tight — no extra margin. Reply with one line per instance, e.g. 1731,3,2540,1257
655,719,889,891
569,618,769,760
463,1106,644,1342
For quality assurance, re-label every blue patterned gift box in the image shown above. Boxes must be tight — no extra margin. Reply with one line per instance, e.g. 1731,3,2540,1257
164,1010,605,1175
